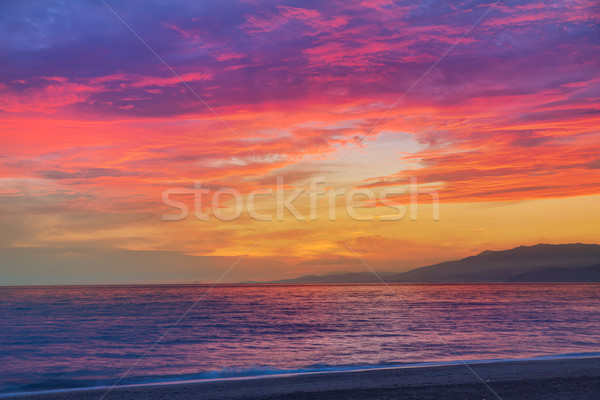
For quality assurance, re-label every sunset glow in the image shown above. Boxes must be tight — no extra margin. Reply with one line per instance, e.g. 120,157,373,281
1,0,599,284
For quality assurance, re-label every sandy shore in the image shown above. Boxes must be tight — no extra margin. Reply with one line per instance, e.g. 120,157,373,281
8,357,600,400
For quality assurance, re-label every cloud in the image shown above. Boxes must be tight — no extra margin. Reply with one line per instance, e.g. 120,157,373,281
37,168,132,180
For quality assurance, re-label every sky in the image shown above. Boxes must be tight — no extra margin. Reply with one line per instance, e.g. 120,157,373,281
1,0,599,284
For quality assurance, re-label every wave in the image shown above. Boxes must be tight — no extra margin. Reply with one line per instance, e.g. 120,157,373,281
2,351,600,398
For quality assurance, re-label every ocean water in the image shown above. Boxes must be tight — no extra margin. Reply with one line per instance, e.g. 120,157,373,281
1,284,599,395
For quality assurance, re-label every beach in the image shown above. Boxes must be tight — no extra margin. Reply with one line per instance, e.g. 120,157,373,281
9,356,600,400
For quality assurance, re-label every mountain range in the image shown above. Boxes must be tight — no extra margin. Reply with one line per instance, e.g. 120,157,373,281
264,244,600,283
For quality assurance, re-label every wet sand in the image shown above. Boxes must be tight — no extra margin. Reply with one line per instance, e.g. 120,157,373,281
9,357,600,400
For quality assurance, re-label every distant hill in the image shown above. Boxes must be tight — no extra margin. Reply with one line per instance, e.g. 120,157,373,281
269,272,384,284
265,244,600,284
389,243,600,282
505,264,600,282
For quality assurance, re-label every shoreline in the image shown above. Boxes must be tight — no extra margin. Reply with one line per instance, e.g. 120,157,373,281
6,356,600,400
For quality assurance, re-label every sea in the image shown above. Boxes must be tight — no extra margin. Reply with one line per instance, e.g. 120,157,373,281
1,284,599,396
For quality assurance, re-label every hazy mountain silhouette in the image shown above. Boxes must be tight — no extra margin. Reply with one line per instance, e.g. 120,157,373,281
266,244,600,283
505,265,600,282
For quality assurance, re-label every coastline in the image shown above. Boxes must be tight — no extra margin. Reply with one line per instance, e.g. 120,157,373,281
6,356,600,400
